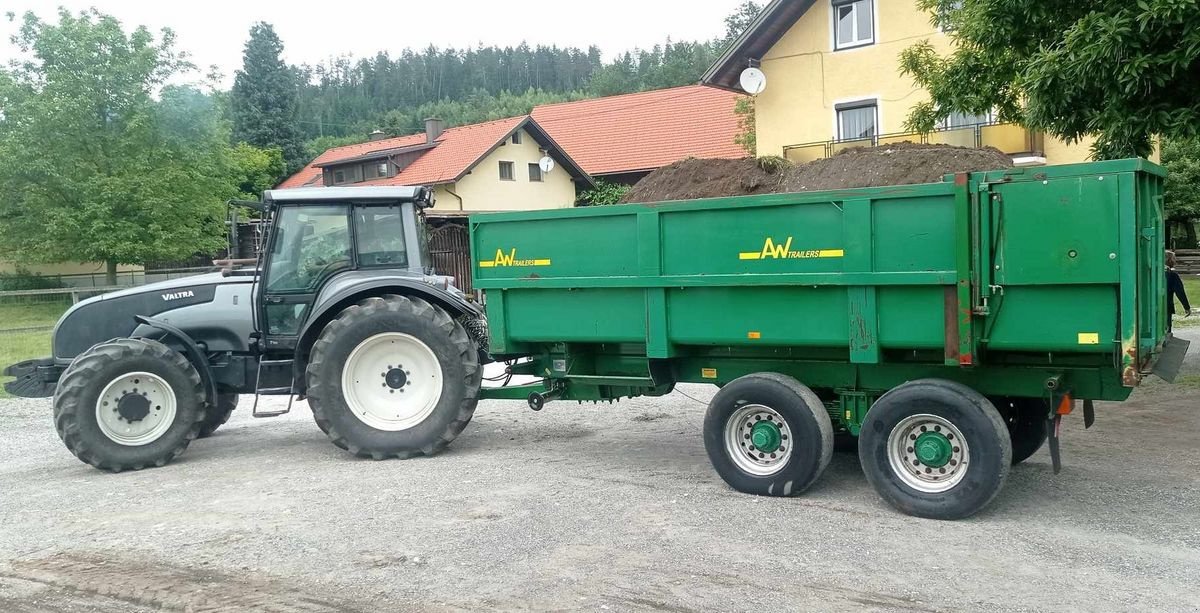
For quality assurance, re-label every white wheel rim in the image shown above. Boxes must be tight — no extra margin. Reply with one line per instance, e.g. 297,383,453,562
887,414,971,494
341,332,444,431
723,404,794,476
95,372,178,446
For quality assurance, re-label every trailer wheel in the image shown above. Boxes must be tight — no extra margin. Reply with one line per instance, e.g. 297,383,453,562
197,393,239,439
52,338,206,472
991,396,1049,465
859,379,1011,520
703,373,833,497
306,294,481,460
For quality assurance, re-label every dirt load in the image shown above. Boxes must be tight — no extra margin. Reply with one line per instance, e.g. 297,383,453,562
621,142,1014,204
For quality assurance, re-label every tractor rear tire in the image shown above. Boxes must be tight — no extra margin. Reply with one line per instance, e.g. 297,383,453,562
52,338,206,472
197,393,239,438
306,294,481,460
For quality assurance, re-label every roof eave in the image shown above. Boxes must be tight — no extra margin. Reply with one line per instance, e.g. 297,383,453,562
701,0,816,91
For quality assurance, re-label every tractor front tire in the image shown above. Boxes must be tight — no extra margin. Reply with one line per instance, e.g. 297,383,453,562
306,295,481,460
197,393,239,438
52,338,206,472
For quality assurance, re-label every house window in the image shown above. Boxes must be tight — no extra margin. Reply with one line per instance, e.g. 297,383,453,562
376,162,389,177
333,170,346,184
836,100,877,141
528,163,543,182
332,165,362,185
833,0,874,50
943,110,993,129
499,161,515,181
512,131,523,145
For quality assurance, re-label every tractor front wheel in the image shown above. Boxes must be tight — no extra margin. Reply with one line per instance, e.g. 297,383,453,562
197,393,239,438
306,295,481,460
52,338,206,472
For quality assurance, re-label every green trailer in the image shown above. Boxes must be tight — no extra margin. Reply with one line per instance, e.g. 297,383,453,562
471,158,1189,519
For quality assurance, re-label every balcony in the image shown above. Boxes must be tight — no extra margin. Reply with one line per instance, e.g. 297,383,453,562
782,122,1045,165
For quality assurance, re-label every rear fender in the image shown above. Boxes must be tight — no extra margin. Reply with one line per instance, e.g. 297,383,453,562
292,279,484,390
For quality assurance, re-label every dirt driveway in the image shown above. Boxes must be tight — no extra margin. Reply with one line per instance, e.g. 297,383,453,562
1,331,1197,612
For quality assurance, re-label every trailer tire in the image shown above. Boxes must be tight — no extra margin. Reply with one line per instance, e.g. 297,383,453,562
859,379,1011,520
52,338,206,472
197,393,239,439
991,396,1049,465
306,294,481,460
703,373,833,497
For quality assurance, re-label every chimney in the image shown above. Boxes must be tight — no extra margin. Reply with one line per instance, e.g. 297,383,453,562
424,117,445,143
368,129,387,142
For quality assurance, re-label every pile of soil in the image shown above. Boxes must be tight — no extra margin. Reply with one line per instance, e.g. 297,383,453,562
620,142,1014,204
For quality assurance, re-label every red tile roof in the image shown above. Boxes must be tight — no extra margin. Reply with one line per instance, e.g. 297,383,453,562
278,116,527,189
531,85,747,176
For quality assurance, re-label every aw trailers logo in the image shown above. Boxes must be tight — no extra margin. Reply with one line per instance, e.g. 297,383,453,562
478,248,552,268
739,237,844,261
161,290,196,301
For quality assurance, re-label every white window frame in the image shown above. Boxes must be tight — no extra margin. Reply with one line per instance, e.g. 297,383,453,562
499,161,515,181
528,163,543,183
833,97,880,142
831,0,876,51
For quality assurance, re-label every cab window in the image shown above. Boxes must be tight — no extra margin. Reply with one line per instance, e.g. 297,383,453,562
266,205,352,292
355,206,408,268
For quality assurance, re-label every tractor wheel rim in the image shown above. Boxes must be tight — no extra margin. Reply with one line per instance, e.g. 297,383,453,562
887,414,971,493
95,372,177,446
724,404,793,477
342,332,443,432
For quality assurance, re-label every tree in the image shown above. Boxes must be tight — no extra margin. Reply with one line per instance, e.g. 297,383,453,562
231,23,305,173
0,10,231,284
1163,137,1200,249
722,1,764,45
734,96,756,156
900,0,1200,159
229,143,286,201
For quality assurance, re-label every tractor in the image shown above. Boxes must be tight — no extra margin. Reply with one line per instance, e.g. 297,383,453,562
4,187,488,471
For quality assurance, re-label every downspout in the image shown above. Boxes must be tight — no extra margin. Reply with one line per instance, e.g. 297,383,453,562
445,186,464,211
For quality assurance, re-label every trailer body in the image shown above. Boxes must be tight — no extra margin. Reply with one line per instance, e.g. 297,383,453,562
471,159,1173,431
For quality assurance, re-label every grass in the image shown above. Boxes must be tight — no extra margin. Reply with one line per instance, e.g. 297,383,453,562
0,299,70,399
1175,277,1200,329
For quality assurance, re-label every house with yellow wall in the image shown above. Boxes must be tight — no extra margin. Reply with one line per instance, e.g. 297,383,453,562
703,0,1094,166
280,116,592,212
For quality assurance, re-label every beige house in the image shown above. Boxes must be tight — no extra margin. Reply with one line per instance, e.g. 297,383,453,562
703,0,1095,166
279,116,593,212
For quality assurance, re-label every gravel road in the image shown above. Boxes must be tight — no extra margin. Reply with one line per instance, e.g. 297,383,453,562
1,331,1197,612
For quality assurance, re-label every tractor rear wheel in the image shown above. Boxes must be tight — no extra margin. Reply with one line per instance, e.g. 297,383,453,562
197,393,239,438
52,338,206,472
306,295,481,460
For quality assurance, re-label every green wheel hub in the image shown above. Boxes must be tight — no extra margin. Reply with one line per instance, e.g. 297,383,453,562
750,421,782,453
914,431,953,468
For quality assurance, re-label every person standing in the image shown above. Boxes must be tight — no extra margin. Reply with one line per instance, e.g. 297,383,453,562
1167,250,1192,333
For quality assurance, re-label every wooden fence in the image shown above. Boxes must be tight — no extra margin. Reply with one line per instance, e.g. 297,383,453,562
1174,250,1200,275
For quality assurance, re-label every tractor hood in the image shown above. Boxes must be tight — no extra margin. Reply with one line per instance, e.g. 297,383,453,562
52,272,255,361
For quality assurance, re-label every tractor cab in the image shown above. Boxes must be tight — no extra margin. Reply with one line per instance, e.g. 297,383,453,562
256,186,438,341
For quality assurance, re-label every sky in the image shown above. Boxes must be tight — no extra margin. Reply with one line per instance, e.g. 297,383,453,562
1,0,748,87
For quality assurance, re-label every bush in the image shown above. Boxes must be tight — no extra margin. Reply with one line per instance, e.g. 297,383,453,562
577,179,632,206
0,268,66,291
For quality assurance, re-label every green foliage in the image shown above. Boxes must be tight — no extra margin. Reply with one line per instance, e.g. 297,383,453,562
232,23,306,173
1163,137,1200,248
229,143,286,199
734,96,756,156
0,268,65,291
901,0,1200,160
722,1,765,45
0,10,230,280
378,88,588,137
577,179,632,206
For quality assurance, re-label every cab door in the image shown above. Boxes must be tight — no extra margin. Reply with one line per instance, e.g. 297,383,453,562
258,204,353,351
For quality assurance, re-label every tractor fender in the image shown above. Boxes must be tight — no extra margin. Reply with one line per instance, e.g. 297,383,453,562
131,315,220,407
293,277,484,380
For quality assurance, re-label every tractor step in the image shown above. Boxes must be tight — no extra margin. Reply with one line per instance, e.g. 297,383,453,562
251,358,296,418
256,386,295,394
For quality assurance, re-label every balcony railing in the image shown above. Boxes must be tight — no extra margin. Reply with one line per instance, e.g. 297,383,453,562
782,122,1045,164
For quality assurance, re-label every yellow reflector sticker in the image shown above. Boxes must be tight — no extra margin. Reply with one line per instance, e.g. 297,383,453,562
1078,333,1101,345
701,368,718,379
747,331,762,340
739,252,762,260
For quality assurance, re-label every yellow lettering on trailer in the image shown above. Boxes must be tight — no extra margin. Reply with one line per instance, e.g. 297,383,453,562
739,238,845,261
479,248,552,268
